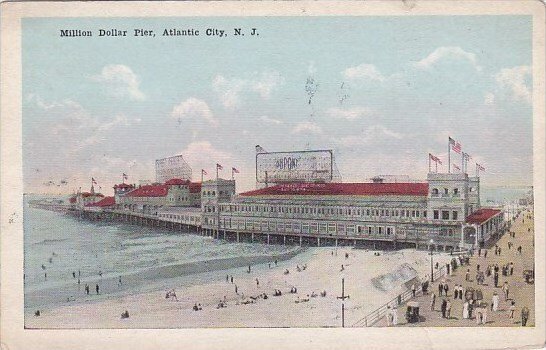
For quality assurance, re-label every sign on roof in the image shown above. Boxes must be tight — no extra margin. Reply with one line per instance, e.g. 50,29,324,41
155,155,192,183
256,150,333,183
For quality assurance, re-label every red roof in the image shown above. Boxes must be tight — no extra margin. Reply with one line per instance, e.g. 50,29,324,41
81,192,104,198
465,208,502,225
86,196,116,207
125,184,169,197
189,182,202,193
165,178,190,185
239,182,429,197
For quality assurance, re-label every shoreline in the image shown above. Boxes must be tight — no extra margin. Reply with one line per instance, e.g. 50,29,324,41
25,245,305,312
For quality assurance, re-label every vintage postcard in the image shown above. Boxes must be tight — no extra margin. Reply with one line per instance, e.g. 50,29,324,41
1,1,545,349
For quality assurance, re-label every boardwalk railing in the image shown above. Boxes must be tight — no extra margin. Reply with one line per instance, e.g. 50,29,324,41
352,265,447,327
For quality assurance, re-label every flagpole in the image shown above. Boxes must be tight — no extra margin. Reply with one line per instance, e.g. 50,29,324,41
435,161,438,173
461,152,464,174
428,154,431,173
201,170,204,183
216,165,219,181
231,168,234,180
448,139,451,174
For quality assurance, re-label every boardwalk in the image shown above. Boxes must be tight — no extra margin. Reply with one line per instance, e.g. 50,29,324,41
378,208,535,327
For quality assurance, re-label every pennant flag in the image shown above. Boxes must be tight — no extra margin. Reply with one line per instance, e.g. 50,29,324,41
92,177,97,184
123,173,128,180
255,145,266,153
463,152,472,161
201,169,208,175
449,137,462,154
429,153,442,164
453,164,461,171
216,163,223,170
232,167,240,174
477,163,485,171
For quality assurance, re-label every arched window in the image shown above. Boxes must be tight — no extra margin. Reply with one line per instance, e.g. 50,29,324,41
432,188,439,195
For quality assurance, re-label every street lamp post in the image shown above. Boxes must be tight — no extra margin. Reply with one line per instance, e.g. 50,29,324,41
429,239,434,283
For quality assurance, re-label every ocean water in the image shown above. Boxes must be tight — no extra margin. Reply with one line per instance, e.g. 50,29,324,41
24,196,298,311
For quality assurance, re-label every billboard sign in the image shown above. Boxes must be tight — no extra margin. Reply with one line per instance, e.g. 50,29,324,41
256,150,333,183
155,155,192,183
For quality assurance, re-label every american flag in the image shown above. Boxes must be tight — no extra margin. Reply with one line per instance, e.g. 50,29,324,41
202,169,208,175
216,163,223,170
453,164,461,171
476,163,485,171
255,145,267,153
123,173,128,180
429,153,442,164
232,167,240,174
449,137,462,154
92,177,97,184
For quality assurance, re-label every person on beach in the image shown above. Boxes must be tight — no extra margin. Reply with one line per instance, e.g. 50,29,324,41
509,262,514,276
340,264,344,271
248,265,251,273
44,272,47,281
77,278,80,285
118,276,122,287
443,283,449,297
484,250,488,258
268,263,271,269
230,275,233,283
95,284,100,295
438,282,443,296
441,299,447,318
235,285,238,294
256,278,259,288
275,259,278,266
446,300,452,319
41,264,46,270
226,274,229,282
465,269,470,281
386,306,393,326
72,271,76,278
503,282,510,301
78,270,81,277
99,270,102,278
494,272,499,287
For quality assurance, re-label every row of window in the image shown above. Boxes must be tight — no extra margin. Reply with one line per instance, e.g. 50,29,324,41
158,213,200,223
432,210,458,221
219,204,428,220
219,219,397,236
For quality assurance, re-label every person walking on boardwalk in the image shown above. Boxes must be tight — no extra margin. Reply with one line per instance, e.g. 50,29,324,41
492,292,500,311
446,300,452,319
521,306,530,326
508,301,516,320
502,282,509,301
438,282,443,296
430,292,436,311
441,299,447,318
494,272,499,287
443,283,449,297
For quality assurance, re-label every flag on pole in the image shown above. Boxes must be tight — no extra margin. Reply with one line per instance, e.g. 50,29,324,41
201,169,208,175
449,137,462,154
216,163,223,170
463,152,472,161
255,145,266,153
429,153,442,164
92,177,97,184
477,163,485,171
123,173,128,180
453,164,461,171
232,167,240,174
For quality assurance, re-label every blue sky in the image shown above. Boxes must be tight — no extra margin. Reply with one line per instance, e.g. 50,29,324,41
23,16,533,194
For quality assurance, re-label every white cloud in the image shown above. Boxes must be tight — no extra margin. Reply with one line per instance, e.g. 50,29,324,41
212,71,284,109
251,71,285,99
335,125,402,147
259,115,283,125
181,141,234,176
326,106,373,120
494,66,532,103
171,97,217,126
291,122,323,135
91,64,146,100
342,63,385,82
414,47,482,72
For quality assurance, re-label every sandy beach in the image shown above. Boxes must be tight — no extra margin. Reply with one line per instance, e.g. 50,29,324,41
26,247,453,328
